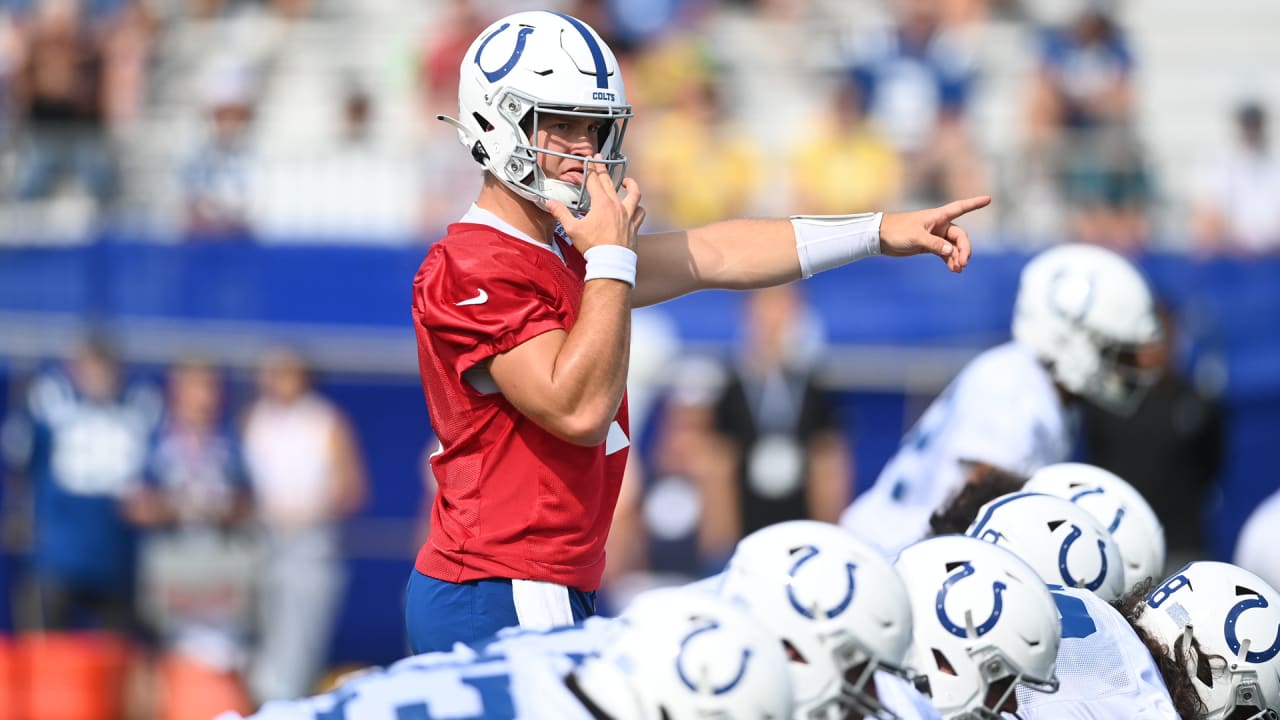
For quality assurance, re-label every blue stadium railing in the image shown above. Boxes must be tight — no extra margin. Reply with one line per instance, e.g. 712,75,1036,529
1,243,1277,668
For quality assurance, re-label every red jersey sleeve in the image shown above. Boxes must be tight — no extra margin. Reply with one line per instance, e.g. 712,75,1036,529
415,237,569,375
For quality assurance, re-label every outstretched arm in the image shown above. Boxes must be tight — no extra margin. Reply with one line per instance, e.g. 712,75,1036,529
632,196,990,308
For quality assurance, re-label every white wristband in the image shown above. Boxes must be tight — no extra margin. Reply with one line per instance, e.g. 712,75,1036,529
583,245,638,286
790,212,883,279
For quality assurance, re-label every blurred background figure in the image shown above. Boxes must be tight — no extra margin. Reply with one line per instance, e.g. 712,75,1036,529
241,347,366,703
414,0,487,234
1024,1,1151,251
9,337,157,634
1081,301,1224,572
627,36,762,230
126,358,256,720
8,0,116,208
601,355,723,613
252,81,421,241
1,336,159,719
1191,101,1280,255
180,56,257,240
789,75,903,214
700,285,853,567
844,0,986,208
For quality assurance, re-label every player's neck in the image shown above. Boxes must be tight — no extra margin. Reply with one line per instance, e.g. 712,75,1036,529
476,177,557,247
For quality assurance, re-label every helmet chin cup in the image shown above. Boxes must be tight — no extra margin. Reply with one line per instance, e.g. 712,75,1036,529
543,178,588,213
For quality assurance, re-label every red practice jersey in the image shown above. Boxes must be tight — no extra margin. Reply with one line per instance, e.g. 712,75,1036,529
412,215,630,591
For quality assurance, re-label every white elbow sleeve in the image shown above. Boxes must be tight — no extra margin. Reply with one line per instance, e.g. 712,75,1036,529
790,212,883,279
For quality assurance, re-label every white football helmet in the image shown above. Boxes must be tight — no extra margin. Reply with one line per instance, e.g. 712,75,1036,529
577,587,793,720
1025,462,1166,593
1010,244,1161,415
439,10,631,213
719,520,915,720
966,491,1126,601
895,536,1060,720
1136,562,1280,720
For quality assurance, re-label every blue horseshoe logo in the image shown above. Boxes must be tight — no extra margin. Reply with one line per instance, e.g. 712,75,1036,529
936,562,1007,639
1059,524,1110,591
474,23,535,83
1225,593,1280,664
676,619,752,695
786,545,858,620
1069,487,1125,533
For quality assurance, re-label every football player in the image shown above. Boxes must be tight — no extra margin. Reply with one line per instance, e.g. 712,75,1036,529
409,8,992,652
223,589,792,720
1134,562,1280,720
965,492,1186,718
483,519,926,720
841,243,1162,556
1025,462,1166,592
894,535,1062,719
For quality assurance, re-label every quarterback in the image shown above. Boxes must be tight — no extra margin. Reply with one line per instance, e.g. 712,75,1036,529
409,9,991,651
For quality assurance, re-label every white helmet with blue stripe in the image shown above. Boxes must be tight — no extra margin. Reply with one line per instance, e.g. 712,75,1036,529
575,587,793,720
1136,562,1280,720
439,10,632,213
1025,462,1166,593
1010,244,1161,414
719,520,916,720
966,491,1126,601
895,536,1061,720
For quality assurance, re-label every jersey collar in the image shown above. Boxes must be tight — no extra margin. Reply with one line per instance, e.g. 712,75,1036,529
460,204,565,263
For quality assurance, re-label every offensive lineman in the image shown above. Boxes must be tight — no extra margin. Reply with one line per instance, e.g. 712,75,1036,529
840,243,1162,556
223,590,792,720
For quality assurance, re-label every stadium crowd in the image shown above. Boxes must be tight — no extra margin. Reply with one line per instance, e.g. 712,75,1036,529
0,0,1276,251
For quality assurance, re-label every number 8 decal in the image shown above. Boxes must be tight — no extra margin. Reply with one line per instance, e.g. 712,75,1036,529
1146,573,1190,609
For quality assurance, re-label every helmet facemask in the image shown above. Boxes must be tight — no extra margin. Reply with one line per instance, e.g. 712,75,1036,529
1077,334,1162,416
487,88,631,214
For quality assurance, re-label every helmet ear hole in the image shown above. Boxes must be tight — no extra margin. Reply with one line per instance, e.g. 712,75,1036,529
932,648,958,676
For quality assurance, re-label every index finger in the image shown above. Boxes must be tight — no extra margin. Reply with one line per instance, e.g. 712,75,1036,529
938,195,992,220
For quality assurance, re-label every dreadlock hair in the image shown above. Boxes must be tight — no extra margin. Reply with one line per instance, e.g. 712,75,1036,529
1112,579,1210,720
928,464,1028,537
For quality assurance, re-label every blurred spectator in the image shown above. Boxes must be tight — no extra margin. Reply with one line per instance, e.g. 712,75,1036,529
125,358,255,718
99,0,156,129
241,347,366,703
629,42,761,229
845,0,986,206
9,0,116,204
1,11,19,146
1081,303,1224,572
188,0,311,21
254,84,421,241
599,355,725,613
417,0,487,121
415,0,489,234
789,76,903,214
1191,102,1280,255
4,336,159,635
1025,3,1151,250
700,286,853,565
180,57,256,240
